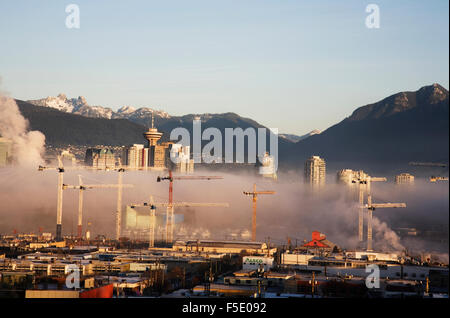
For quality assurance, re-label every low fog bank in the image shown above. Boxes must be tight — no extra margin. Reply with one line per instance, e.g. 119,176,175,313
0,166,448,261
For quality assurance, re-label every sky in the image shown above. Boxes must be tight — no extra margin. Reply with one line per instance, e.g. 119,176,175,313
0,0,448,135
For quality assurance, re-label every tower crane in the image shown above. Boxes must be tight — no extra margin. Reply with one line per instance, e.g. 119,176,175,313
38,155,133,241
351,175,386,243
364,194,406,251
38,156,67,241
156,170,224,243
38,156,101,241
91,157,166,241
409,162,447,168
62,175,134,239
129,198,229,248
429,176,449,182
408,162,448,182
243,183,275,242
39,153,170,241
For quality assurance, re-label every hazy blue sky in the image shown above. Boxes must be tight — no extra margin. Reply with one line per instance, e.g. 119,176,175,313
0,0,448,135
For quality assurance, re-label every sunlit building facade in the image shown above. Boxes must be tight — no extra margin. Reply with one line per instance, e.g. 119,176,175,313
395,173,415,184
0,137,12,167
85,148,116,169
304,155,326,186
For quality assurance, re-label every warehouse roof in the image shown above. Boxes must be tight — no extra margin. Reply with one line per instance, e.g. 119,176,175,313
177,240,267,249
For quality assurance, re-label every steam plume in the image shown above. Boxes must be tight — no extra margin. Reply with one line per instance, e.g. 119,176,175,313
0,94,46,166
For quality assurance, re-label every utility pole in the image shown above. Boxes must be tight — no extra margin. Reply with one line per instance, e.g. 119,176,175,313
257,279,262,298
204,272,210,296
209,260,213,283
311,271,316,298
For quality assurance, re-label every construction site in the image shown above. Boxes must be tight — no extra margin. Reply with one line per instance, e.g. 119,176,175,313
0,148,448,298
0,118,449,299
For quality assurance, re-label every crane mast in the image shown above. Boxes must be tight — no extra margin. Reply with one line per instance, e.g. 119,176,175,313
78,175,84,238
116,169,124,240
39,155,120,241
56,166,64,241
352,175,386,244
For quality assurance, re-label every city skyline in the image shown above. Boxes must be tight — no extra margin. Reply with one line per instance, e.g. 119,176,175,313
0,1,448,302
0,0,449,135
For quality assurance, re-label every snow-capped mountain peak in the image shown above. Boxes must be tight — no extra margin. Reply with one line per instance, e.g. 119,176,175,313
279,130,321,142
28,94,75,113
73,96,88,107
26,94,171,121
117,105,136,114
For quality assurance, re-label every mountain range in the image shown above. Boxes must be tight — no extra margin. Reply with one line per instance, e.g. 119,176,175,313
27,94,170,121
28,94,316,143
14,83,450,171
286,83,449,171
280,130,321,143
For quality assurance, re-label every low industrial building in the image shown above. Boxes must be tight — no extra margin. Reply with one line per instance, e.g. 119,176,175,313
281,252,315,266
25,284,114,298
172,240,276,256
192,283,257,297
346,251,399,262
242,256,274,271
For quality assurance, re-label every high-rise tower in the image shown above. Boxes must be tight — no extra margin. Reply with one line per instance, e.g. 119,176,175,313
143,114,163,147
304,155,326,186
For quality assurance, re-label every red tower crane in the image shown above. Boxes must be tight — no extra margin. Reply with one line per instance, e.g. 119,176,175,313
157,170,223,243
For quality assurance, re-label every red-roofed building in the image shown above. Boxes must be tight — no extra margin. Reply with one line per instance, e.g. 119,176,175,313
301,231,338,251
